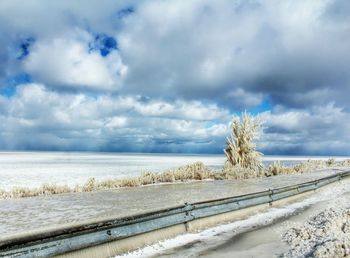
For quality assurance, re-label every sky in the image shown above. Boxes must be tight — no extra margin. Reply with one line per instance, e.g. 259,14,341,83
0,0,350,155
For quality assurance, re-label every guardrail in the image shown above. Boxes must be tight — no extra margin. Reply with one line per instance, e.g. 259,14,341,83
1,171,350,258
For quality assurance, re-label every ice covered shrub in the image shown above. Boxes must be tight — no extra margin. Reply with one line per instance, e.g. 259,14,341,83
340,159,350,167
292,159,330,173
10,187,34,198
267,161,295,176
159,171,175,182
39,183,71,195
224,112,263,170
222,161,263,179
119,177,141,187
0,189,6,199
268,161,283,176
82,177,96,192
140,172,158,185
326,158,335,166
172,162,210,181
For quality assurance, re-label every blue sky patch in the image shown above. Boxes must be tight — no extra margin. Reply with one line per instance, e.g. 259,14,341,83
89,34,118,57
17,37,35,60
249,98,272,115
1,74,32,97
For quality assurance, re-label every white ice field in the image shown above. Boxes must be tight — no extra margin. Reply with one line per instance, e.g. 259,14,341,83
0,151,349,190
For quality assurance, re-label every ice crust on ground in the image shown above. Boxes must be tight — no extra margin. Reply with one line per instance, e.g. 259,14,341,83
282,207,350,258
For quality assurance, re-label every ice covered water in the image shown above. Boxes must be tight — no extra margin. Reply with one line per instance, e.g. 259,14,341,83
0,152,347,190
0,152,225,190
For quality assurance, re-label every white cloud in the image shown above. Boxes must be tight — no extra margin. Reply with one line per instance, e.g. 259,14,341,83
259,104,350,155
0,0,135,36
105,116,128,129
0,84,230,152
23,29,127,91
133,100,230,121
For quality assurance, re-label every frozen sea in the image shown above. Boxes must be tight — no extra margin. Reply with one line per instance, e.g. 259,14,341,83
0,151,348,190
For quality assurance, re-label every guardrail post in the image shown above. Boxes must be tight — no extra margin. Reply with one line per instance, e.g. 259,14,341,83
184,203,195,231
314,180,317,191
268,189,273,206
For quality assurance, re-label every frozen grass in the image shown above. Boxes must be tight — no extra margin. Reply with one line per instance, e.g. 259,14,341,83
1,159,350,200
0,183,74,199
266,158,350,176
0,162,215,199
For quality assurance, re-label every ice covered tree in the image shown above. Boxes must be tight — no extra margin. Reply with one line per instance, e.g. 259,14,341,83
224,112,263,170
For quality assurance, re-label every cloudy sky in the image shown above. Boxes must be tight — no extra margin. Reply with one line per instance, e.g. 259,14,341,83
0,0,349,155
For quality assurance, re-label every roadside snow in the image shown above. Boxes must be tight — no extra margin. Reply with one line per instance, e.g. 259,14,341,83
283,207,350,257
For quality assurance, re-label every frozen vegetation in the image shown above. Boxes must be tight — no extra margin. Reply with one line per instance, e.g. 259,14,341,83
1,158,349,200
224,112,263,170
282,207,350,258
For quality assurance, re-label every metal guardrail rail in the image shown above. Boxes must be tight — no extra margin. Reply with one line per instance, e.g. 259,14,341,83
1,171,350,257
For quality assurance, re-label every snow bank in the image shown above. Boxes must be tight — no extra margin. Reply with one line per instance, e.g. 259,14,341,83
282,208,350,258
